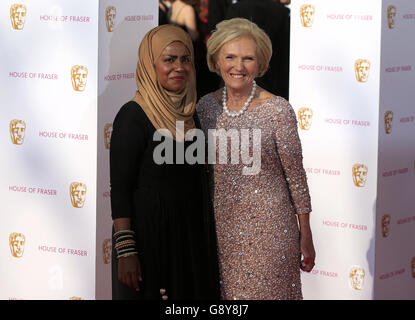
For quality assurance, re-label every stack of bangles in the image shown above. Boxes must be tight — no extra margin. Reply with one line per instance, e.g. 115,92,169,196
114,230,138,259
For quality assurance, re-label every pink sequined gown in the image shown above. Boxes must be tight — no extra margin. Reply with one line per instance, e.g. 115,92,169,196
196,93,312,300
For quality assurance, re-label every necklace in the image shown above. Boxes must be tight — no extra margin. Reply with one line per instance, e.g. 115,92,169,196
222,80,256,118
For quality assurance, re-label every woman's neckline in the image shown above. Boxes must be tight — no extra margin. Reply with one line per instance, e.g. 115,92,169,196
210,90,279,114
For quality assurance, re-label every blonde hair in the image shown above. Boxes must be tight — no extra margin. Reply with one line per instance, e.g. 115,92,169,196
207,18,272,77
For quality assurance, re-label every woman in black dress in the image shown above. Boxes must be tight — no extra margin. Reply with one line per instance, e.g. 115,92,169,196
110,24,219,300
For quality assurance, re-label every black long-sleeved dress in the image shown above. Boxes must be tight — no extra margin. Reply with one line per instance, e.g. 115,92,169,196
110,101,220,300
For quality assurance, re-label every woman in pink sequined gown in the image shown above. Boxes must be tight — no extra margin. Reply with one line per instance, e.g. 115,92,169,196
196,18,316,300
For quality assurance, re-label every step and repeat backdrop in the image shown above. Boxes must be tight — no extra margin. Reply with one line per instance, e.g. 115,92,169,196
290,0,415,299
1,0,157,299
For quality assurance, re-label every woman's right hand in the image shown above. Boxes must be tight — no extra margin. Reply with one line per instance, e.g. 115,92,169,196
118,254,142,291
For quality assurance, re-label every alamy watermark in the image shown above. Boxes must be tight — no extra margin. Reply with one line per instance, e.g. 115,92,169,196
153,121,261,175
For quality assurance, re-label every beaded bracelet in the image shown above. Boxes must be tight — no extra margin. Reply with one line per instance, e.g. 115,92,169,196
115,234,135,242
114,229,135,238
114,239,136,248
114,229,138,259
117,251,138,259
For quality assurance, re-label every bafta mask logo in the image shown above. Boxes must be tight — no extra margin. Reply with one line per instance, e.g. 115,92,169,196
384,111,393,134
349,265,365,290
381,214,391,238
105,6,116,32
10,119,26,145
71,65,88,92
352,163,368,187
300,4,315,27
411,257,415,278
104,123,113,150
9,232,26,258
102,238,112,264
355,59,371,83
298,107,313,130
387,6,397,29
10,4,27,30
69,297,84,300
70,182,87,208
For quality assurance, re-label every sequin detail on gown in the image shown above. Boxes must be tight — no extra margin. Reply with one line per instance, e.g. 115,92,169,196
196,93,311,300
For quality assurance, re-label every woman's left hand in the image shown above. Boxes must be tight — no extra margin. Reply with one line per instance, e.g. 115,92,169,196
300,230,315,272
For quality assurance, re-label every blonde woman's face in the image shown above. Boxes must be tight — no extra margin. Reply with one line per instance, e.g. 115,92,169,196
216,37,259,93
155,41,192,92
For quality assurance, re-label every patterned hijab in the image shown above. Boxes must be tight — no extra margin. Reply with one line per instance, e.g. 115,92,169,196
132,24,196,141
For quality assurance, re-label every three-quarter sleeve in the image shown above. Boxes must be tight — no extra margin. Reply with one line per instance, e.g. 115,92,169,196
110,102,147,220
274,100,312,215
